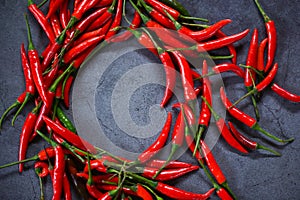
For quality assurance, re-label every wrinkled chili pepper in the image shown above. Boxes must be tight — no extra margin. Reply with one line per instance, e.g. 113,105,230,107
228,121,281,156
219,86,294,143
137,112,172,163
34,161,49,178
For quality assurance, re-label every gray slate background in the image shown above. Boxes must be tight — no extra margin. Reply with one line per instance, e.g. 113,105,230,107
0,0,300,199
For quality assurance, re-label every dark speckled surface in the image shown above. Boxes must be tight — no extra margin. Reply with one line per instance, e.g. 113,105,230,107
0,0,300,199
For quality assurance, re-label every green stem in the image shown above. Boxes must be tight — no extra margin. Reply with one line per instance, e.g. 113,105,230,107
142,184,164,200
36,130,57,147
37,0,48,8
229,89,256,109
254,0,271,23
201,96,220,121
193,126,206,156
0,155,38,169
49,63,74,92
0,101,20,129
11,93,32,126
256,143,281,156
24,14,35,50
252,123,294,143
239,64,264,79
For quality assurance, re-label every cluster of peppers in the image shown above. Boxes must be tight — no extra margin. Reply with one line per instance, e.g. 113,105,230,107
0,0,299,199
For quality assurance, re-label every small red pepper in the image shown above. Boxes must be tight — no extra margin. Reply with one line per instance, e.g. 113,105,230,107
257,38,268,73
34,161,49,178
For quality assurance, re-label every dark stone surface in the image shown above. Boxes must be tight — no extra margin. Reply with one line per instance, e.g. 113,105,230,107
0,0,299,199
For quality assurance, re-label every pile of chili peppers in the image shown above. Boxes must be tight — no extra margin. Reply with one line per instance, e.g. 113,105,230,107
0,0,299,199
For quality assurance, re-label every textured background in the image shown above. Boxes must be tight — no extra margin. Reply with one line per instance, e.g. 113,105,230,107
0,0,300,199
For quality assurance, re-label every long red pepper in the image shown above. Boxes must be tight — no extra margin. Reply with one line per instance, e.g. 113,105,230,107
18,102,41,172
49,12,62,38
171,51,196,103
145,159,192,169
105,0,123,39
220,86,294,143
28,0,56,43
143,28,176,107
141,165,199,181
166,10,232,42
215,30,237,64
194,60,212,155
59,0,70,30
228,122,281,156
254,0,277,73
43,116,97,153
46,0,65,19
63,172,72,200
202,96,249,154
271,83,300,103
257,38,268,73
244,28,260,120
153,109,184,178
137,112,172,163
25,15,50,107
212,63,245,78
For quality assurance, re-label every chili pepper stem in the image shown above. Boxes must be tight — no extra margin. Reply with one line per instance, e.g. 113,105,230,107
229,89,257,108
254,0,270,23
0,101,20,129
11,93,32,126
35,168,45,200
37,0,48,8
247,87,260,121
252,123,294,143
152,144,179,179
193,126,205,156
256,143,281,156
0,154,38,169
179,15,209,22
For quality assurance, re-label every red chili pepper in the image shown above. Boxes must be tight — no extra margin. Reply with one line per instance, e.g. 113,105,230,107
141,165,199,181
202,96,248,154
49,12,62,38
135,184,153,200
97,189,118,200
138,112,172,163
228,121,281,156
145,159,192,169
34,161,49,178
63,35,105,63
25,15,50,107
28,0,56,43
212,63,245,78
85,156,103,199
95,0,114,7
18,103,41,172
166,10,232,42
271,83,300,103
105,0,123,39
43,116,97,153
51,145,65,200
195,29,250,52
63,172,72,200
254,0,277,73
257,38,268,73
216,187,233,200
153,109,184,178
46,0,65,19
59,0,70,30
21,43,36,95
73,19,112,47
219,86,294,143
171,51,196,103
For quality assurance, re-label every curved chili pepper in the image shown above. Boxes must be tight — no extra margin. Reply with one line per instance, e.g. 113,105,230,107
86,1,116,32
219,86,294,143
63,35,105,63
86,156,103,199
25,15,50,107
18,103,41,172
153,109,184,178
212,63,245,78
216,187,233,200
140,0,176,29
195,29,250,52
257,38,268,73
83,159,107,173
137,112,172,163
166,10,232,42
202,96,248,154
228,121,281,156
34,161,49,178
271,83,300,103
49,12,62,38
59,0,70,30
46,0,65,19
28,0,56,43
43,116,97,153
171,51,196,103
146,159,192,169
105,0,123,39
141,165,199,181
159,0,192,18
254,0,277,73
